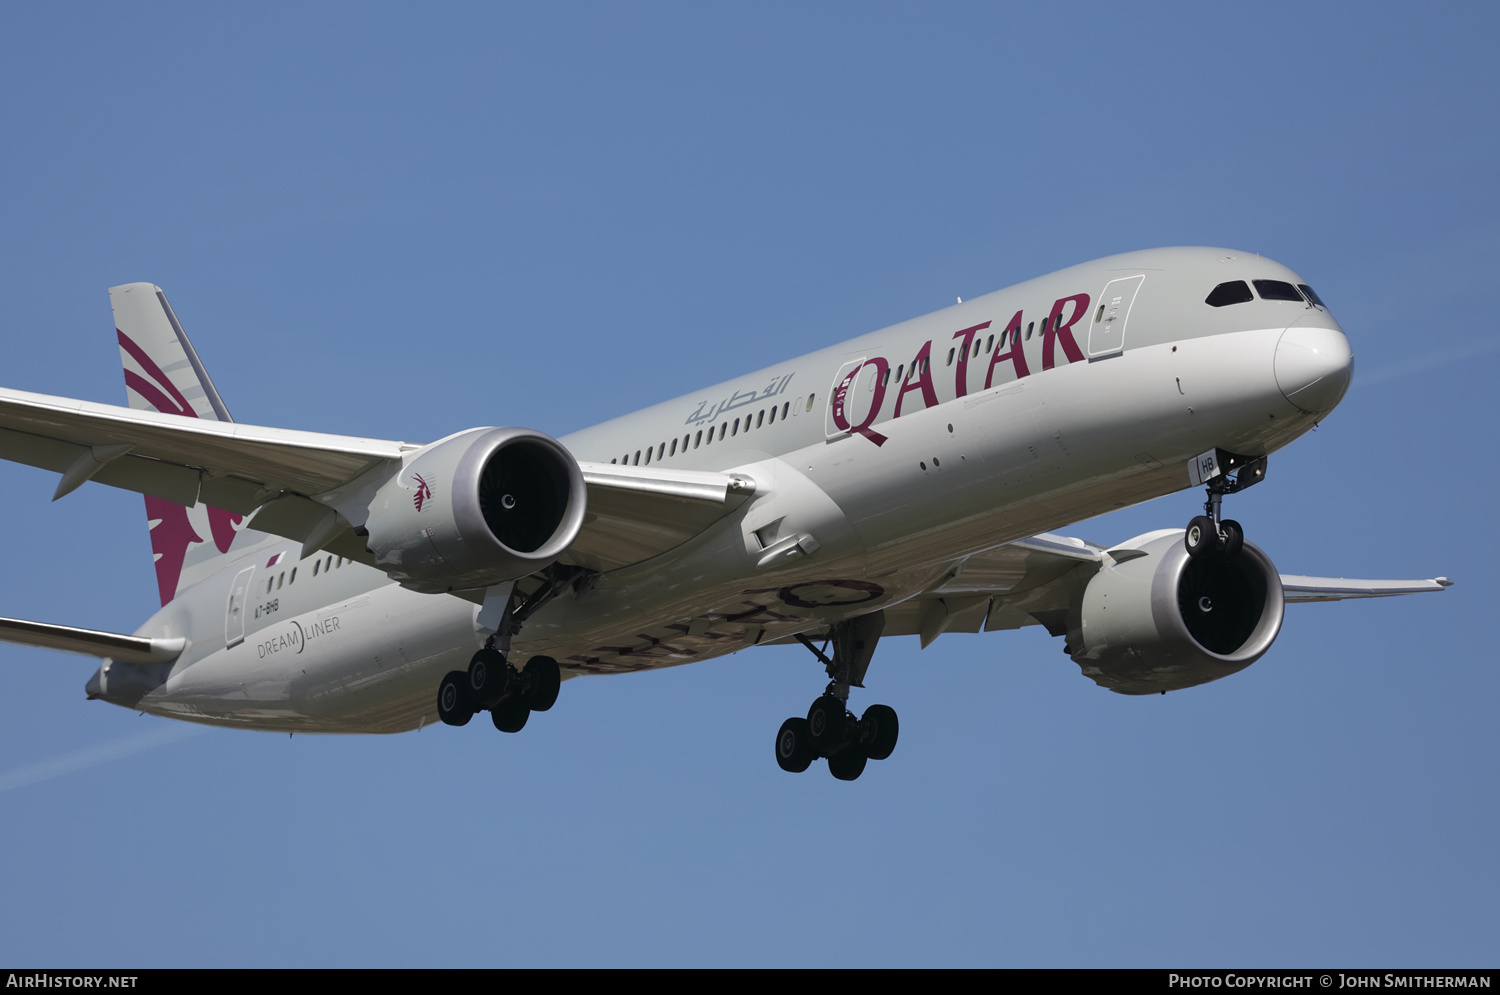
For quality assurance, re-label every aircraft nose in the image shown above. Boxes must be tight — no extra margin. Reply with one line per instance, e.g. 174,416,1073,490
1274,325,1353,413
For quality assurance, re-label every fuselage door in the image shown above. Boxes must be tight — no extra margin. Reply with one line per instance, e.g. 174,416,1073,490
825,356,872,439
1088,274,1145,359
225,565,254,648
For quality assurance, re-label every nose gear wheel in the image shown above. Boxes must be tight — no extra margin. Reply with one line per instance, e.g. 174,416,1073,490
1185,450,1265,562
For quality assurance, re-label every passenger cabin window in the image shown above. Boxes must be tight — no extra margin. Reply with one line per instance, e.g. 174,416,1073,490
1298,284,1327,308
1206,281,1254,307
1253,279,1304,302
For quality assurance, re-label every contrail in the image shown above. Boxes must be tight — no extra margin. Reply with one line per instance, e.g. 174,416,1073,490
0,723,207,793
1355,337,1500,388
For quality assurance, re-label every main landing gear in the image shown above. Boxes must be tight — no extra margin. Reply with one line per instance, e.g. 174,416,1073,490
436,644,561,733
775,611,898,782
1184,449,1268,561
436,567,586,734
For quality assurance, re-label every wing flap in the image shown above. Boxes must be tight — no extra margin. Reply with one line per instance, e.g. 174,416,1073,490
0,424,207,507
563,462,755,572
876,535,1104,641
0,616,184,664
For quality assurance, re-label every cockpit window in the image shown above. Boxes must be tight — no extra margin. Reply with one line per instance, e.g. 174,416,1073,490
1206,281,1253,307
1298,284,1326,308
1253,280,1304,302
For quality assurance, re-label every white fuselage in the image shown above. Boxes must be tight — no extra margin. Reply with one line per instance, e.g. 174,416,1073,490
92,247,1350,732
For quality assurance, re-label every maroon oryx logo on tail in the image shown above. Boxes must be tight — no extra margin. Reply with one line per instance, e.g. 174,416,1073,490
413,473,433,512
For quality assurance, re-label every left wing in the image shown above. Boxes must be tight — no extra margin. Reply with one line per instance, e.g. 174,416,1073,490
0,385,406,514
0,386,754,577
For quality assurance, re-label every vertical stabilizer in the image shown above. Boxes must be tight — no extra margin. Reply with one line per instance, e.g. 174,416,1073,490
109,284,272,605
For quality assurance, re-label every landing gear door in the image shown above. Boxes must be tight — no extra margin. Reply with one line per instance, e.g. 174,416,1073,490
225,565,254,648
1088,274,1145,359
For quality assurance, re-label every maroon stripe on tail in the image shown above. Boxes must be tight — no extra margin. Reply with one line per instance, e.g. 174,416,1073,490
118,329,198,418
120,329,244,602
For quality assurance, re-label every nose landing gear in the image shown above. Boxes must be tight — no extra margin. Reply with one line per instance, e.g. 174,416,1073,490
1185,449,1266,561
774,611,898,781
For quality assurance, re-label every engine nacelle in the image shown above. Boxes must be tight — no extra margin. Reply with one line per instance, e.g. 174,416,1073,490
1068,530,1284,695
362,427,587,593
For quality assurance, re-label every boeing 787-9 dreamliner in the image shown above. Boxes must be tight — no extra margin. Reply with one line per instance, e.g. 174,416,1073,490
0,248,1448,780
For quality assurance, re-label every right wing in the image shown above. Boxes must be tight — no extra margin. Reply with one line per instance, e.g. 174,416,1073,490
1278,575,1453,602
873,533,1452,647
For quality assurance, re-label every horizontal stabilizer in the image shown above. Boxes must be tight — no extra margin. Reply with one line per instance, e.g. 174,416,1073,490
0,616,185,664
1279,575,1453,602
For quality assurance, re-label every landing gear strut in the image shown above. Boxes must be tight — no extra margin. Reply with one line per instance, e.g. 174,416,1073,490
1185,449,1267,561
774,611,898,781
435,568,576,731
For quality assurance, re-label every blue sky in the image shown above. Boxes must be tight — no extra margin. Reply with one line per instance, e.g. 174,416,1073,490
0,2,1494,967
